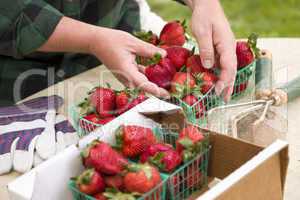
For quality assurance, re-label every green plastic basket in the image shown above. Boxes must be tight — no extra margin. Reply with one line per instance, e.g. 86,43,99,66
170,60,256,126
152,127,210,200
232,61,256,99
68,174,168,200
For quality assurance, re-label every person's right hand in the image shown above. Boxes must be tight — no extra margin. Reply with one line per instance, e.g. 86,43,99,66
89,27,169,98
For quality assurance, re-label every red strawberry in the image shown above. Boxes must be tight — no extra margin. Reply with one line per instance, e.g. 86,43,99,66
93,193,107,200
182,95,206,118
116,125,157,158
134,31,159,45
104,175,124,190
184,165,202,189
90,87,116,118
236,33,259,69
171,72,197,98
76,169,105,195
166,46,190,71
176,125,205,162
140,143,173,163
81,140,128,175
186,55,211,74
79,114,115,132
140,143,182,172
145,54,176,90
123,163,161,194
160,20,186,46
116,88,147,115
199,72,218,94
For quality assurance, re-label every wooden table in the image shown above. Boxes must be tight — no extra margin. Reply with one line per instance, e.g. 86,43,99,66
1,38,300,200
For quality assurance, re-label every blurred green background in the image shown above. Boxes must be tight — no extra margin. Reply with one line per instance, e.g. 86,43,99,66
148,0,300,38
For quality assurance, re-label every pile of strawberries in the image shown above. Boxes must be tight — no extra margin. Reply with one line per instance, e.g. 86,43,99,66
79,86,147,132
72,124,207,200
136,21,259,116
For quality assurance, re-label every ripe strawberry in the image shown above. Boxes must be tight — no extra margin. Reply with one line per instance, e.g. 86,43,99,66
81,140,128,175
233,81,249,94
124,163,161,194
104,175,124,190
236,33,259,69
160,20,186,46
176,125,205,162
76,169,105,195
171,72,197,98
140,143,182,172
182,94,206,118
186,55,211,74
79,114,115,132
116,125,157,158
90,87,116,118
166,46,190,71
93,193,107,200
134,31,159,45
115,88,147,115
198,72,218,94
145,54,176,90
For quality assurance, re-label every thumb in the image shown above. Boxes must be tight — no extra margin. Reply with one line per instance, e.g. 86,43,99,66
134,38,167,58
194,29,215,69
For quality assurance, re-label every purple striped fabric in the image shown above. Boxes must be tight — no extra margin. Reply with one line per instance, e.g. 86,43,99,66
0,95,63,116
55,120,75,134
0,132,19,154
0,112,46,126
0,128,45,154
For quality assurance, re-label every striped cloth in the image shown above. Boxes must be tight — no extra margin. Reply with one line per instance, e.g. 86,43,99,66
0,95,78,174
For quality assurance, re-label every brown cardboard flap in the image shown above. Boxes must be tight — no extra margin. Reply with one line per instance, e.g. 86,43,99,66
216,153,283,200
208,132,263,179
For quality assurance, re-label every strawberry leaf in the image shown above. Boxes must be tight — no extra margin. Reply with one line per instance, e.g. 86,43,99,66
248,33,260,58
178,137,194,149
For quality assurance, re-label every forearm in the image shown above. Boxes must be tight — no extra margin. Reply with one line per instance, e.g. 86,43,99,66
38,16,98,54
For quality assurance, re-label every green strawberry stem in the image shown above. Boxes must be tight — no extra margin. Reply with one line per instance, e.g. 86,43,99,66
248,33,260,58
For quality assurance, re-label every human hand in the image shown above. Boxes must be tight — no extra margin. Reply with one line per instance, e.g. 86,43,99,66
89,27,169,98
187,0,237,102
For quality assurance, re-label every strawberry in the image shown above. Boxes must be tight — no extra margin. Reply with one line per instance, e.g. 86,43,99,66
233,81,249,94
123,163,161,194
75,169,105,195
80,114,115,131
134,31,159,45
166,46,190,71
171,72,197,98
182,94,206,118
145,54,176,90
115,88,147,115
185,167,202,189
93,193,107,200
236,33,259,69
160,20,186,46
186,55,211,74
199,72,218,94
115,125,157,158
79,85,116,118
90,87,116,118
81,140,128,175
176,125,205,162
140,143,182,172
104,175,124,191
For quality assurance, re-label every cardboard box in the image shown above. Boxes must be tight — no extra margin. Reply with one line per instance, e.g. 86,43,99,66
7,97,288,200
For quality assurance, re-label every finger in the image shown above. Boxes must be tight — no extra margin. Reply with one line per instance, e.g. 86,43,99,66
193,24,215,69
137,64,146,74
215,50,237,102
133,38,167,58
129,70,170,99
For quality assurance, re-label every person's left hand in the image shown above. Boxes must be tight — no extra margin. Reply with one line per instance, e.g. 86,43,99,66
186,0,237,102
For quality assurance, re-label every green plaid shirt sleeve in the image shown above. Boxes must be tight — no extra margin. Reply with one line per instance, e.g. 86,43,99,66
0,0,63,58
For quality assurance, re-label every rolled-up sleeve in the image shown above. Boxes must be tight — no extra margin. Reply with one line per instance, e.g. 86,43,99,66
0,0,63,58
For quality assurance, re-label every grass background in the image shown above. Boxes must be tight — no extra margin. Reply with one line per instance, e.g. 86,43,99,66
148,0,300,38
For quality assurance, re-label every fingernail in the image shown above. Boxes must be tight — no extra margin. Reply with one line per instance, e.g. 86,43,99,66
202,59,212,69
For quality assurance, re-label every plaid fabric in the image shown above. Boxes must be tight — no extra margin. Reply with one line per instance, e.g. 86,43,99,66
0,0,142,105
